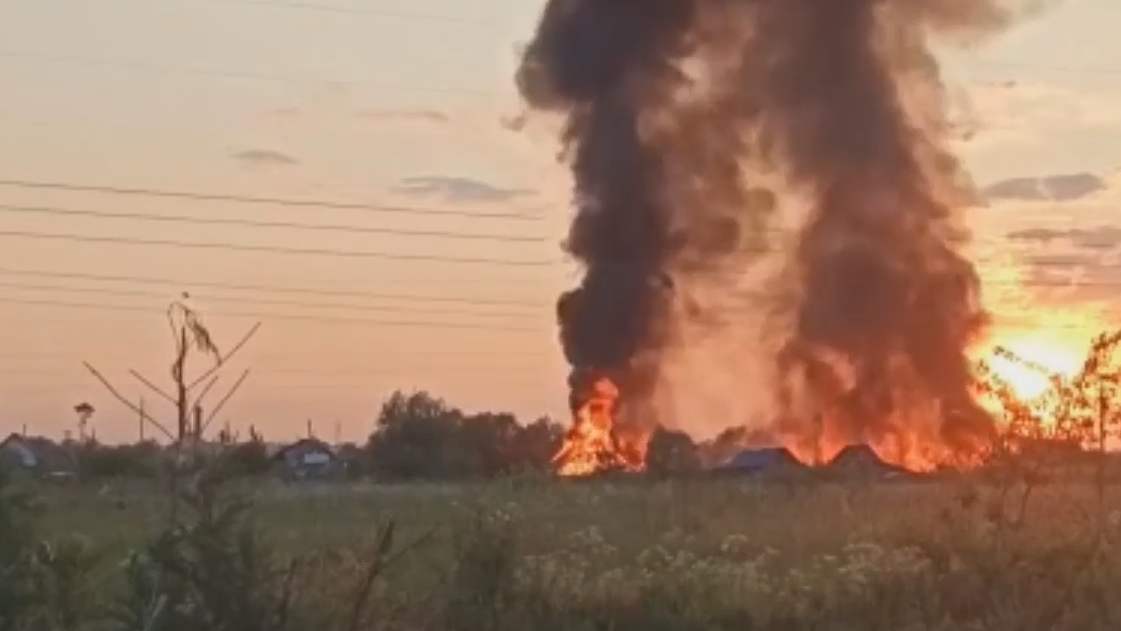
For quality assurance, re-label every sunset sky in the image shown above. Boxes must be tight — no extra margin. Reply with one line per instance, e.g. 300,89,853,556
1,0,1120,443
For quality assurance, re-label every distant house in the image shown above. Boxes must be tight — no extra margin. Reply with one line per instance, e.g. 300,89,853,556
825,444,910,479
271,438,342,482
716,447,805,476
0,434,77,479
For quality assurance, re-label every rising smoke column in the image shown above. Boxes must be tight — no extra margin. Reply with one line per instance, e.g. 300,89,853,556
515,0,701,430
519,0,1033,462
754,0,1018,459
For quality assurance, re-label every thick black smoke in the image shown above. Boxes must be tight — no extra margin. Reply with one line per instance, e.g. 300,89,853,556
516,0,701,428
518,0,1033,459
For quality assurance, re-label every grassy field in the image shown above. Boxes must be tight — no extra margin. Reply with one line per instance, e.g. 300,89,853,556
16,475,1121,630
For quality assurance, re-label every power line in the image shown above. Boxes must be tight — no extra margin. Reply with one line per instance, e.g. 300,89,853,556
0,49,498,97
0,296,544,331
0,262,1112,327
0,255,1113,297
0,229,558,266
2,349,550,361
0,290,1110,335
0,279,543,319
0,266,547,307
0,272,1113,329
0,201,1103,265
153,0,490,23
6,44,1121,98
1,360,553,373
0,202,549,243
0,178,541,221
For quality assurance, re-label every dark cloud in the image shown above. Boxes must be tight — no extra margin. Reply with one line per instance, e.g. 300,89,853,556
393,176,534,203
1018,250,1115,297
1023,253,1098,269
230,148,299,167
1007,226,1121,251
983,172,1106,202
357,108,450,124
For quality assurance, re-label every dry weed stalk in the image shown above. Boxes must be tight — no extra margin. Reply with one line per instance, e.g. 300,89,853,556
84,299,260,524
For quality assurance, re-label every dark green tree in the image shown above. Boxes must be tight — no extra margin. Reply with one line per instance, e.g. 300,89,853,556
509,416,565,473
367,390,464,480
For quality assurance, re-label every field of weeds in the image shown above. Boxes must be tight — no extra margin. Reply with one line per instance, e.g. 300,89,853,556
2,475,1118,631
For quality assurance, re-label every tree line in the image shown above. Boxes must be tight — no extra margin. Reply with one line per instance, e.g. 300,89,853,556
10,389,764,482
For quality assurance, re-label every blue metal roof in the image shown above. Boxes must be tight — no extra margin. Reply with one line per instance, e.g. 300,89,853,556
727,447,796,471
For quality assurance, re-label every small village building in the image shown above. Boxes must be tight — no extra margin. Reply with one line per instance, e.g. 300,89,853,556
716,446,806,477
825,444,911,479
271,438,343,482
0,433,77,479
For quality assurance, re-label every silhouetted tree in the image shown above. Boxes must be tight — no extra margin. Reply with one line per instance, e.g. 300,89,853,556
454,412,521,478
366,391,565,480
646,428,700,477
367,390,465,480
509,416,565,473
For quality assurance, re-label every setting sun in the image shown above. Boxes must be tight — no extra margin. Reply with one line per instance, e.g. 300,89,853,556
984,337,1083,400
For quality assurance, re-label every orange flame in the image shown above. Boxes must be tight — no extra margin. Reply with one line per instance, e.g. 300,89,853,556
553,377,646,476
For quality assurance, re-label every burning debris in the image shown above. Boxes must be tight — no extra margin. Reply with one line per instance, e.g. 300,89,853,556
518,0,1051,475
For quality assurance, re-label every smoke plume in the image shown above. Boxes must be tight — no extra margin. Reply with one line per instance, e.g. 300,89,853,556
518,0,1038,463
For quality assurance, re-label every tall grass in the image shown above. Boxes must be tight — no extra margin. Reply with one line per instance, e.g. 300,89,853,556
1,471,1117,631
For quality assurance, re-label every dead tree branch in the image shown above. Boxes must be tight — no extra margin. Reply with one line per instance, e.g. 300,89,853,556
203,369,250,434
188,322,261,390
129,369,177,406
192,374,221,411
83,362,175,441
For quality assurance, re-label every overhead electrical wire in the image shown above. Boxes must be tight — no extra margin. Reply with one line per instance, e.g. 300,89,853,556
0,296,542,331
0,266,547,307
0,202,549,243
157,0,490,23
0,50,497,96
0,178,542,221
3,44,1119,99
0,229,558,266
0,279,543,319
0,294,1104,333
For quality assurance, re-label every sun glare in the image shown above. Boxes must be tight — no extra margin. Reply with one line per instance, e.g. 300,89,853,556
984,337,1083,400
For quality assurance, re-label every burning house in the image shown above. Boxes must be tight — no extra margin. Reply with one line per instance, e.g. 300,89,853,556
517,0,1038,475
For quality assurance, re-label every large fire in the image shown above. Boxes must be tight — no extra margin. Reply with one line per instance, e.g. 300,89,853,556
553,377,646,477
550,331,1109,477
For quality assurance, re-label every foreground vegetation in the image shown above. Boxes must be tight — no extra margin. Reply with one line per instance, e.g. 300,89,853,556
4,469,1121,631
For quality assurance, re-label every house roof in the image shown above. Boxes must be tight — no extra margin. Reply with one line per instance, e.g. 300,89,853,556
0,434,77,473
272,438,338,461
826,444,908,476
725,446,802,471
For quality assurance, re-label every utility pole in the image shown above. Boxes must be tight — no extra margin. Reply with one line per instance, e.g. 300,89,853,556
139,398,146,443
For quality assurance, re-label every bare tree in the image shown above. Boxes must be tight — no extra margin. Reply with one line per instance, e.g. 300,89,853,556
84,299,260,523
